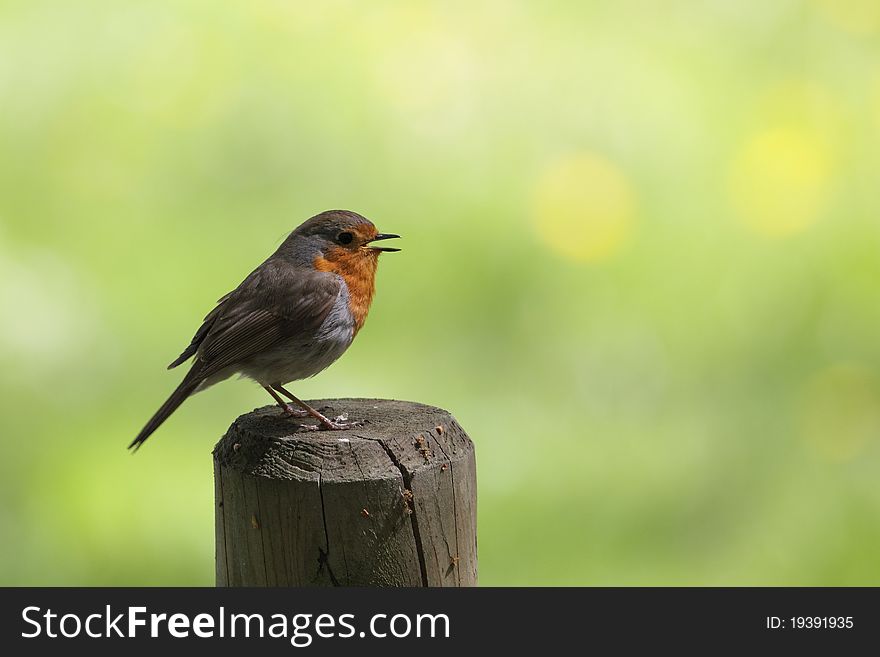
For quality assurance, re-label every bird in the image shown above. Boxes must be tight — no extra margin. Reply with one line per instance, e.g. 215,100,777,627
129,209,400,451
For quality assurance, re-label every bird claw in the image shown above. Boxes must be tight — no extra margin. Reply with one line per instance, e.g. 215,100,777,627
280,404,309,418
313,417,365,431
290,412,363,432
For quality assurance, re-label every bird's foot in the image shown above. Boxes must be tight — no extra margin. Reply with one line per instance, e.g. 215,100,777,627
295,415,364,432
322,415,365,430
280,403,309,418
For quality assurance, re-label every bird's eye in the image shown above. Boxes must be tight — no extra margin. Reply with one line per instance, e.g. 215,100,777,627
337,231,354,245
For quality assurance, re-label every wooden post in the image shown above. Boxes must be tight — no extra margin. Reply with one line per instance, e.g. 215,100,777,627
213,398,477,586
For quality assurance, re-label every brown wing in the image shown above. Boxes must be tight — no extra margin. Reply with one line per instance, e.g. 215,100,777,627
187,260,341,381
132,261,340,452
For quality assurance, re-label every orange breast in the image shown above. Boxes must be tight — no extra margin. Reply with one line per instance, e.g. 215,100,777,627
314,250,379,335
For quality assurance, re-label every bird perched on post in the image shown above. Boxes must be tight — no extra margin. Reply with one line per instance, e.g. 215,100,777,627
129,209,400,451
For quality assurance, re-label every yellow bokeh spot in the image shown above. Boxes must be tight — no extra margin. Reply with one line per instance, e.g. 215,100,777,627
800,364,880,462
729,127,831,238
814,0,880,35
531,153,636,262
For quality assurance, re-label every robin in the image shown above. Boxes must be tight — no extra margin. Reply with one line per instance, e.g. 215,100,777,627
129,209,400,451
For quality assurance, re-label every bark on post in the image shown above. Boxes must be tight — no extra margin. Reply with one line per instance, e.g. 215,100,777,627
213,398,477,586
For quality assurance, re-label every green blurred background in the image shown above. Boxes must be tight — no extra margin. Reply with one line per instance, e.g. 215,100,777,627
2,0,879,586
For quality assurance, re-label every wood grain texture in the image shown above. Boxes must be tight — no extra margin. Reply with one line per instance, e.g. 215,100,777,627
213,398,477,587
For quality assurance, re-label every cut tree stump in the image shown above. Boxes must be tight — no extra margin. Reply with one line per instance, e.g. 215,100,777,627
213,398,477,587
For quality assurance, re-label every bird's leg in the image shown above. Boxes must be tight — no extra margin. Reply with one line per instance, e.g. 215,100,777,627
273,384,362,430
263,385,308,418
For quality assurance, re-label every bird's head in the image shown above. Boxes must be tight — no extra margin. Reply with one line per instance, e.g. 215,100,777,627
286,210,400,268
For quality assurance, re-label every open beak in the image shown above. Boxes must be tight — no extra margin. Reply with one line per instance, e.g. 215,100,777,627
368,233,401,253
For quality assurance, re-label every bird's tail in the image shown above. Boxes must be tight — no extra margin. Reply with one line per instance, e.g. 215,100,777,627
129,371,202,452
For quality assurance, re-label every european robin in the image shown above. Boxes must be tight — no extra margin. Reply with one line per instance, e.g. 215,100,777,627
129,210,400,450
